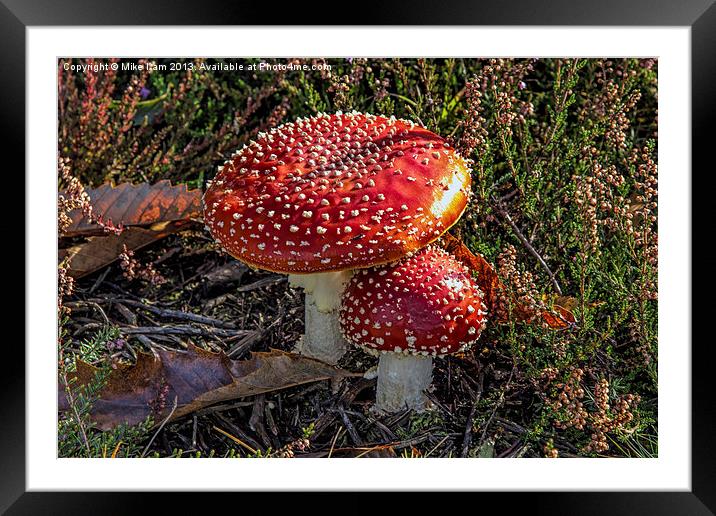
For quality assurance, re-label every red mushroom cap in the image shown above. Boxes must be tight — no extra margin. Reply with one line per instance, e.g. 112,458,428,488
203,112,471,274
339,246,488,356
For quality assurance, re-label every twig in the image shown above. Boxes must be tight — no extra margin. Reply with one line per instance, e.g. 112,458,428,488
71,322,105,337
236,275,286,293
495,417,527,435
392,432,461,450
327,428,342,458
353,444,396,458
142,395,178,457
249,395,272,448
365,415,398,441
106,298,236,329
478,366,515,447
336,406,362,446
134,334,163,354
226,316,282,357
381,408,412,428
493,199,563,295
64,300,109,325
499,188,521,203
194,400,254,416
113,302,138,325
213,412,263,452
212,425,258,455
497,439,523,458
103,281,144,301
424,390,453,417
312,378,374,439
192,416,198,449
120,325,250,339
425,434,451,458
88,266,112,295
226,332,260,358
158,267,211,299
461,370,484,457
203,293,238,311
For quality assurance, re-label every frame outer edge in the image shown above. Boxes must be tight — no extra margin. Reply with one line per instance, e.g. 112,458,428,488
0,0,27,513
691,1,716,514
2,0,713,511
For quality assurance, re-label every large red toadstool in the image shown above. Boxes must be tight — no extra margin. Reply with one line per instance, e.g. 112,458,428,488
203,112,471,364
339,246,488,412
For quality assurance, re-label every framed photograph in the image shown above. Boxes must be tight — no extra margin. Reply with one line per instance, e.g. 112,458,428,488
6,0,713,512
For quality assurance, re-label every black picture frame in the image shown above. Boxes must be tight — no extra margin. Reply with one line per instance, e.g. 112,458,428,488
4,0,713,513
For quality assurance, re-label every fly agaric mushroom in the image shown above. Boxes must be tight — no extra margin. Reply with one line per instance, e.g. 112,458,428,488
339,246,488,413
203,112,471,364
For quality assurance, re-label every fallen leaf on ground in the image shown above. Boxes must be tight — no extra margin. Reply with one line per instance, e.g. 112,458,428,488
545,295,579,328
61,180,202,237
59,180,203,278
59,345,356,430
441,233,576,329
540,304,576,329
59,220,192,278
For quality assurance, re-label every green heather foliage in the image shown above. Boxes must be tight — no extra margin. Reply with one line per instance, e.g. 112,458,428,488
58,58,657,457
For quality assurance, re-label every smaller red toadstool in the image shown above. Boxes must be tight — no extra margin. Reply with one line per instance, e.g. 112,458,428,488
339,246,488,413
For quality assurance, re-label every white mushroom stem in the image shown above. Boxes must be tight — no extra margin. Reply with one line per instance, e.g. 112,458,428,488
374,353,433,413
288,270,353,365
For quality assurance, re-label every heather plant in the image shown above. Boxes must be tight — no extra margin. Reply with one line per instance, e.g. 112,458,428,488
448,58,657,456
58,57,658,458
59,58,290,186
119,245,166,285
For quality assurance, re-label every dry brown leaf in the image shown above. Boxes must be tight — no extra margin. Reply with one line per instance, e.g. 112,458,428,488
62,180,202,238
540,304,576,329
441,233,575,329
59,345,356,431
59,220,192,278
